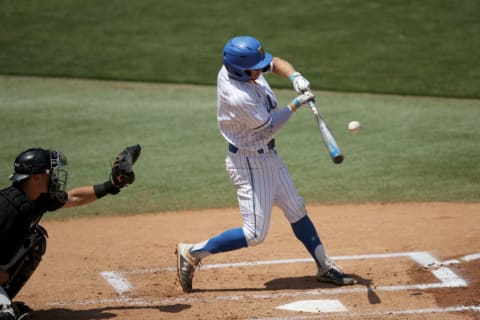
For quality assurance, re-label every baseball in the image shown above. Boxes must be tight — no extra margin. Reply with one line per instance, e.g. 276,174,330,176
348,120,361,134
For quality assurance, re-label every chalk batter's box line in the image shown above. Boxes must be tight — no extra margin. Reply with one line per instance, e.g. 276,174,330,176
99,251,468,297
251,305,480,320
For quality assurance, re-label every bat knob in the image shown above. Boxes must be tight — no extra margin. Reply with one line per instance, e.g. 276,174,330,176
333,155,344,164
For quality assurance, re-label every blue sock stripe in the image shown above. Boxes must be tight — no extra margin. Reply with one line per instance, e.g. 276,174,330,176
193,228,248,254
291,215,322,264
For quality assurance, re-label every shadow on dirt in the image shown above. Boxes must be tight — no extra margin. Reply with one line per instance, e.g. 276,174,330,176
265,275,342,290
350,274,381,304
192,272,381,303
266,273,381,305
189,276,328,293
31,304,191,319
193,274,382,304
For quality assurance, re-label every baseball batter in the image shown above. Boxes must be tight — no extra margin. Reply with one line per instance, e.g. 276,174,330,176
176,36,354,293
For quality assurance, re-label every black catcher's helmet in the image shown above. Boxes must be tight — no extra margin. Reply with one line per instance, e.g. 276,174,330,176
9,148,68,201
9,148,52,182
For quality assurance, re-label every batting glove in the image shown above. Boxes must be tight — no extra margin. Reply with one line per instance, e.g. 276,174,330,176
290,72,311,94
289,91,315,112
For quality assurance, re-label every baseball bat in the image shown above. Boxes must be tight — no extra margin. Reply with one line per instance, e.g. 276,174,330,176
308,100,344,164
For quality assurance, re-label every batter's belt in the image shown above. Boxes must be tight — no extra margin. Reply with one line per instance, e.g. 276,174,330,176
229,139,275,154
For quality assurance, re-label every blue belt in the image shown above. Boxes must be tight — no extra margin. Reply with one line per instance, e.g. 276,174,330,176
229,139,275,154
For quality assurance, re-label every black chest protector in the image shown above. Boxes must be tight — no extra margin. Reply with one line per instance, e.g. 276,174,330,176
0,186,44,265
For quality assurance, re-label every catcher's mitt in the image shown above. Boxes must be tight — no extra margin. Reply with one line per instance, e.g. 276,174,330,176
111,144,141,188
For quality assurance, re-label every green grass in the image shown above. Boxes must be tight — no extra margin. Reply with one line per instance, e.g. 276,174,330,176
1,0,479,97
1,76,479,220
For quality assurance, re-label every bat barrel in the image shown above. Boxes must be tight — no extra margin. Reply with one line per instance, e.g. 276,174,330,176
310,101,344,165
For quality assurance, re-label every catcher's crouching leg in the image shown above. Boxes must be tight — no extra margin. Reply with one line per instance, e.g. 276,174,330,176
4,225,47,299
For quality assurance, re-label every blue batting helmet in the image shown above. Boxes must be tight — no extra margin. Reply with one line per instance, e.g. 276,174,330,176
223,36,273,81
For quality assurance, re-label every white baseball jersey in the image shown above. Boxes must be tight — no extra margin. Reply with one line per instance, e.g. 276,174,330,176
217,65,278,151
217,66,307,246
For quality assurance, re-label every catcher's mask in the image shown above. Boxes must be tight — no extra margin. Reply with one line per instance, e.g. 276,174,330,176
9,148,68,201
223,35,273,81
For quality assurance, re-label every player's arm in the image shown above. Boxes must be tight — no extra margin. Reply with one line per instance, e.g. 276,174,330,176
63,180,121,208
271,57,296,78
62,145,141,209
62,186,102,208
258,92,315,136
271,57,311,94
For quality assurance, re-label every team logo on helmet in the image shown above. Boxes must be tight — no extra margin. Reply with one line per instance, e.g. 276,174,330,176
258,46,265,58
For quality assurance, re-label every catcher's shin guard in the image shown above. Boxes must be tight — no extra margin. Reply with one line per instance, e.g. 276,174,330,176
4,225,47,299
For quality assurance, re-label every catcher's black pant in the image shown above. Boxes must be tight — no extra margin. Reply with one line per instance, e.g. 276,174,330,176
2,225,47,299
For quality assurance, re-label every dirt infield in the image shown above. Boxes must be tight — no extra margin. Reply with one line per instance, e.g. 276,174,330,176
17,203,480,319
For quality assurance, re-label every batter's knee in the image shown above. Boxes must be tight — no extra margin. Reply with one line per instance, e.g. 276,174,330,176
284,197,308,224
243,227,267,247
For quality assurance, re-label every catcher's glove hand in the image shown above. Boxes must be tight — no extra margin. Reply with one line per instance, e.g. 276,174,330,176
111,144,141,188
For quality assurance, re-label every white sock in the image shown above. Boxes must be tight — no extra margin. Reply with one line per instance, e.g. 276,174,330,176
314,245,330,272
190,240,211,259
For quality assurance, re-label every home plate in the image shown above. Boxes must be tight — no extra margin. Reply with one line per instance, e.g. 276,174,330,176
277,299,347,313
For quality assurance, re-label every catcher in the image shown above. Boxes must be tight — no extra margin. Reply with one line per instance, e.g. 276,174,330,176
0,145,141,320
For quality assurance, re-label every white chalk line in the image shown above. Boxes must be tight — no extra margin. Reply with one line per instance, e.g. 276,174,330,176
43,250,469,309
417,251,480,267
103,251,435,276
44,252,480,320
249,305,480,320
99,272,133,295
45,250,477,319
99,251,468,297
41,250,479,320
102,250,480,277
462,252,480,261
47,280,466,308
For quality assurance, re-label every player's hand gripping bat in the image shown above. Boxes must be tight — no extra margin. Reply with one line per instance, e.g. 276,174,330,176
308,100,344,164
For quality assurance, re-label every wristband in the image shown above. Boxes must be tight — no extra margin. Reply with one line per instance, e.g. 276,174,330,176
293,97,301,107
94,180,120,199
288,98,301,112
289,72,301,81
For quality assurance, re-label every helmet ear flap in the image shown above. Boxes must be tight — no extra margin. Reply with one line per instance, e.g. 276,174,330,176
224,63,251,81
